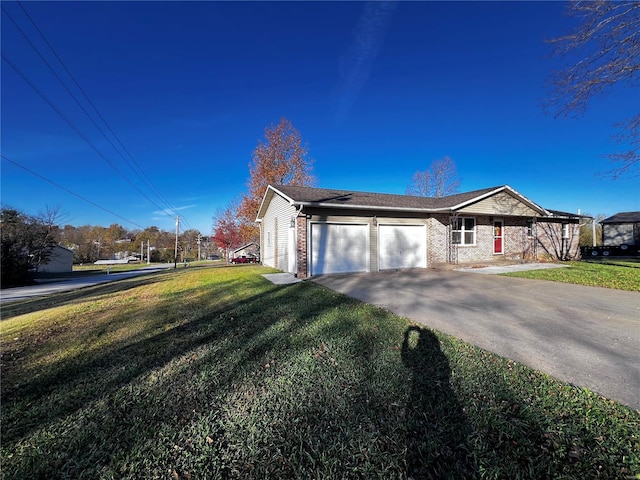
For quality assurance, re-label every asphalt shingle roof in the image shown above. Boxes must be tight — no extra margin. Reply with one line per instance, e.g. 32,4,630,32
601,211,640,223
273,184,502,211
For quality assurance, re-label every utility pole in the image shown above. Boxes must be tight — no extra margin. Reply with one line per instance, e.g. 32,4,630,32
197,234,202,260
147,239,150,264
174,216,180,268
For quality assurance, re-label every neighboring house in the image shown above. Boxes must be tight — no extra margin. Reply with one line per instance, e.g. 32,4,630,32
601,212,640,247
256,184,582,278
231,242,259,259
38,244,74,273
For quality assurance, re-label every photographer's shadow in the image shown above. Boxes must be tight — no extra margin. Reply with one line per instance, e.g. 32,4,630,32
401,326,478,479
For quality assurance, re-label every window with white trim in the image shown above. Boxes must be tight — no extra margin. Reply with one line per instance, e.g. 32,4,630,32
452,217,476,245
562,223,569,239
266,231,272,248
526,220,536,238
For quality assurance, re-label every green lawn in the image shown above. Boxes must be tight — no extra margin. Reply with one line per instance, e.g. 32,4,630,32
502,260,640,291
1,266,638,479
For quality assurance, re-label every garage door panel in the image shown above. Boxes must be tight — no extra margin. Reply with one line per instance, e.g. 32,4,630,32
379,225,426,270
311,223,369,275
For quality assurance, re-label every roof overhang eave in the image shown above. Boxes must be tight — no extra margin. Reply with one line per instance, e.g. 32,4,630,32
292,201,452,214
256,185,298,221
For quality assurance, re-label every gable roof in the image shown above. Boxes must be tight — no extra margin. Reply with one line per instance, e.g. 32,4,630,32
601,211,640,224
256,184,550,220
53,244,75,254
545,209,589,220
232,242,256,254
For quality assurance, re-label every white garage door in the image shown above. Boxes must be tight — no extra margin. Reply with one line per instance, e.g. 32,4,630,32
311,223,369,275
379,224,427,270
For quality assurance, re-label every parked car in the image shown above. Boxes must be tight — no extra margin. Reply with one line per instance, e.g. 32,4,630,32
230,255,258,264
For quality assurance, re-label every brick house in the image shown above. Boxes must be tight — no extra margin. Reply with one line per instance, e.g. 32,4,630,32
256,184,581,278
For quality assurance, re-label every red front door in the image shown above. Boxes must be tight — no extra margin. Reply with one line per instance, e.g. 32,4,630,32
494,220,503,254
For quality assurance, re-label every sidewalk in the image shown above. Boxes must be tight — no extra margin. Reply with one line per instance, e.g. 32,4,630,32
455,263,569,275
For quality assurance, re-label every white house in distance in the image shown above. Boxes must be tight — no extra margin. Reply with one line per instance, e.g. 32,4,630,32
231,242,259,259
39,245,74,273
256,184,582,279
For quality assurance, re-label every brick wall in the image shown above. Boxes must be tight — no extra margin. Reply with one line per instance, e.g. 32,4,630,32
503,218,536,261
429,216,568,265
428,215,450,265
536,220,581,261
296,214,308,278
293,210,578,277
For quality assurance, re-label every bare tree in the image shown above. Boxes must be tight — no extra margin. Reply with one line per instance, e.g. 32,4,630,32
406,170,432,197
579,213,607,247
406,156,460,198
546,1,640,177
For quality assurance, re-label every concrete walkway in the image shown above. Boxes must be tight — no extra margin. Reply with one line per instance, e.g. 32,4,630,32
455,262,569,275
262,273,302,285
314,270,640,411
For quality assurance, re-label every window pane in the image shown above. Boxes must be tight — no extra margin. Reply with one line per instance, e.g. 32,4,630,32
464,232,474,244
452,218,462,230
464,218,475,230
452,232,461,244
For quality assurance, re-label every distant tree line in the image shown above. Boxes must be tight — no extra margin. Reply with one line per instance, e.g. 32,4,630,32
1,206,213,287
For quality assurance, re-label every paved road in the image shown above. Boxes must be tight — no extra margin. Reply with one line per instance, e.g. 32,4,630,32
314,270,640,411
0,264,175,304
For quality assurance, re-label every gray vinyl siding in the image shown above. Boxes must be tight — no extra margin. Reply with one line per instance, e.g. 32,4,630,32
261,193,296,270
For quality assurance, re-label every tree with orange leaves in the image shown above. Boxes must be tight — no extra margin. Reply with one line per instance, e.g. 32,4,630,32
238,117,315,241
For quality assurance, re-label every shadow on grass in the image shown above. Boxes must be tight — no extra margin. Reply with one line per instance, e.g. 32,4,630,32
3,268,638,478
0,274,355,477
401,326,478,479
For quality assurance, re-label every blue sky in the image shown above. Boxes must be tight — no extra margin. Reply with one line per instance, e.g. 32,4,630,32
2,1,638,235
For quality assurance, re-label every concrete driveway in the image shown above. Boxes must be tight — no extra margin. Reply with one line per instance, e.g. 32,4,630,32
313,270,640,411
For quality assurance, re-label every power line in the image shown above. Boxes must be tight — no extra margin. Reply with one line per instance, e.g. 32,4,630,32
14,1,184,219
3,4,197,231
2,5,131,168
1,155,146,229
1,51,173,217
